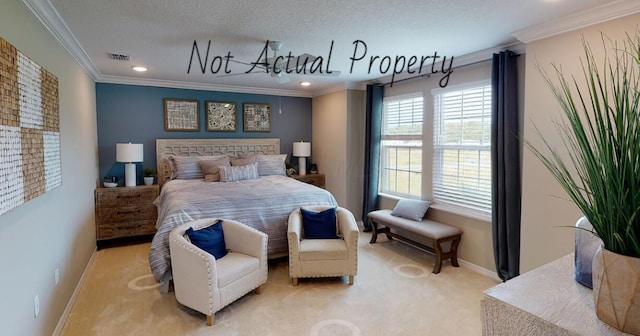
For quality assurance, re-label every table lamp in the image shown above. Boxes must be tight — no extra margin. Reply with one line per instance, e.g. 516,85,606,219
116,143,143,187
293,141,311,176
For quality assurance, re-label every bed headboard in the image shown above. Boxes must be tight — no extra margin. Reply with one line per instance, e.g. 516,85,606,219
156,138,280,187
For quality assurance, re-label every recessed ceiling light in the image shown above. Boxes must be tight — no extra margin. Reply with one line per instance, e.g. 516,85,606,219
300,81,311,86
132,66,147,72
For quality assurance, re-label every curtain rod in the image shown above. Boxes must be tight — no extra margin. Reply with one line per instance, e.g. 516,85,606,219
377,52,520,87
377,58,488,87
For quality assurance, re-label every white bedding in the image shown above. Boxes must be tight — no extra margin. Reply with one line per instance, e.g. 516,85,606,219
148,175,338,289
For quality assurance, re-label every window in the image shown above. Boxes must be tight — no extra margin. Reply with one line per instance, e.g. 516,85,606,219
432,81,492,215
379,93,423,198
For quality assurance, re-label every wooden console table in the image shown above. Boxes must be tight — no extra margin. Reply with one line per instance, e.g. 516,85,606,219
481,253,631,335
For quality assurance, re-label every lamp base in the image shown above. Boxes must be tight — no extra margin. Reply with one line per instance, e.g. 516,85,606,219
298,157,307,176
125,163,137,187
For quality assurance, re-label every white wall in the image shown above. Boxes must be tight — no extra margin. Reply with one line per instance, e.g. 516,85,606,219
0,1,98,335
312,89,366,221
520,12,640,272
313,90,348,207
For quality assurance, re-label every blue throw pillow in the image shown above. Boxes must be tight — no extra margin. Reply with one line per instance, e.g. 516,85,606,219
301,207,339,239
185,220,228,259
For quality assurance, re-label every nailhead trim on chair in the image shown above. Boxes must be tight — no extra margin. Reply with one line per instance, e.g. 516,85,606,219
170,225,216,314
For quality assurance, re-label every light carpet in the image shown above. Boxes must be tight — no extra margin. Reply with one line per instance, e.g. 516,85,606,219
60,231,498,335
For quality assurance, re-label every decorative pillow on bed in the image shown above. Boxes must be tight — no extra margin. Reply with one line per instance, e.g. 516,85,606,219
255,154,287,176
185,220,228,259
301,207,340,239
219,162,259,182
169,155,228,180
390,199,432,221
230,155,256,166
199,157,231,182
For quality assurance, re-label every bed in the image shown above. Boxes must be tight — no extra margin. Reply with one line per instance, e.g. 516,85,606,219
149,138,338,291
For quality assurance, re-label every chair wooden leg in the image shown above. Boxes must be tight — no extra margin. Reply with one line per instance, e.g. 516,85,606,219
292,277,298,286
348,276,354,285
206,314,214,326
255,285,263,294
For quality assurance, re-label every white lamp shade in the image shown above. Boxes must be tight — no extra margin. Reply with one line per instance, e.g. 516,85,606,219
116,143,144,163
293,141,311,157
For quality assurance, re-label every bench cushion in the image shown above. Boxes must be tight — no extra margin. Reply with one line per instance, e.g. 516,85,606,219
368,209,462,240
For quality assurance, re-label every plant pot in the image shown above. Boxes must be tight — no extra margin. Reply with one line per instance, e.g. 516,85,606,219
592,246,640,334
143,177,154,185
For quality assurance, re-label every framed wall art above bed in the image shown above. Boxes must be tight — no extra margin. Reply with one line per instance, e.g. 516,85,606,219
205,100,237,132
164,98,199,131
243,102,271,132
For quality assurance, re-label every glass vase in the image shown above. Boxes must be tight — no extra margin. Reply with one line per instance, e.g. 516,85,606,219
574,216,602,288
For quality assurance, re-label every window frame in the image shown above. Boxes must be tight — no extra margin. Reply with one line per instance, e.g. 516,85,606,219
379,92,424,199
431,80,492,217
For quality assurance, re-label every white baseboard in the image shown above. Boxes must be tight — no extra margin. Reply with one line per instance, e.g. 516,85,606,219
459,258,502,283
52,248,97,336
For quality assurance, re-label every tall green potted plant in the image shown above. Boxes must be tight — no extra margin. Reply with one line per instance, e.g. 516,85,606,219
528,31,640,334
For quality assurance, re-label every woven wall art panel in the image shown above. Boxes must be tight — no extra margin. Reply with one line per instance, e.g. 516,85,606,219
0,36,60,216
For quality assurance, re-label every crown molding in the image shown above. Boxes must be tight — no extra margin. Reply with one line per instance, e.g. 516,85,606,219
20,0,101,80
97,75,313,98
512,0,640,43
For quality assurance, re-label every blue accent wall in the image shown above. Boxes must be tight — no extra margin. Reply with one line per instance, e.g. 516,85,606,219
96,83,312,184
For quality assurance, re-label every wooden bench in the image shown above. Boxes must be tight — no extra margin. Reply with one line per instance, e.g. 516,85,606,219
367,209,462,273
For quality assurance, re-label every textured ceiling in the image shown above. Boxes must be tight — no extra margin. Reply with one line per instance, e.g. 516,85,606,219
44,0,628,95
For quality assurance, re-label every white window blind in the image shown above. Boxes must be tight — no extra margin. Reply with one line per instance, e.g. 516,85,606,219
380,93,423,198
432,81,492,215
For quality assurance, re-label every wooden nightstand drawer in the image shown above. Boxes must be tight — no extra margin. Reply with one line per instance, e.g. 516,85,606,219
96,187,158,206
97,204,158,222
96,219,157,240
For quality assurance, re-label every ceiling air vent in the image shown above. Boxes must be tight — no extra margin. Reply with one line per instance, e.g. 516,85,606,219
107,52,130,61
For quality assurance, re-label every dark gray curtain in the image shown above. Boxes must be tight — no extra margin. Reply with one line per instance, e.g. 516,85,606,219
362,84,384,231
491,50,521,282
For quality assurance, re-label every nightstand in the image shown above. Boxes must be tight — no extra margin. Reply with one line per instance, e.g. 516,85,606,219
291,173,325,188
95,184,159,247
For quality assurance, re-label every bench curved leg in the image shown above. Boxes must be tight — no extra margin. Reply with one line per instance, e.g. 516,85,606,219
369,220,378,244
369,220,394,244
450,235,461,267
433,240,444,274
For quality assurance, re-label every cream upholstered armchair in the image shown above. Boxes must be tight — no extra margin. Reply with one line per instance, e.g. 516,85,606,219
288,205,359,285
169,218,268,326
